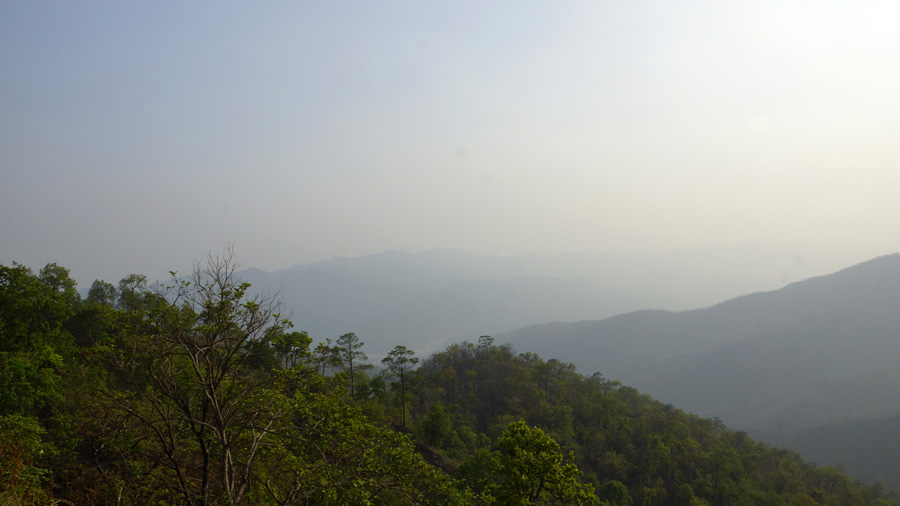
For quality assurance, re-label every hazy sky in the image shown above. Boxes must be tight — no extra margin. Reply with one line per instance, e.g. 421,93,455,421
3,1,900,287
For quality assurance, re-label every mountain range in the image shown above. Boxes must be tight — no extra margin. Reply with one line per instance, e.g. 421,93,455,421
500,253,900,489
237,245,900,488
239,243,865,357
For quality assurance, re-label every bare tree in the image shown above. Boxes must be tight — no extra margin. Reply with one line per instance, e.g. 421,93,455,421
107,247,290,506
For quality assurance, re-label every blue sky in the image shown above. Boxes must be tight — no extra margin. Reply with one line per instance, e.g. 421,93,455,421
3,1,900,286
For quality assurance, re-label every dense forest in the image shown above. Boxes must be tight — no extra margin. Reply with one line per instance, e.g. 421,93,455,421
2,253,898,505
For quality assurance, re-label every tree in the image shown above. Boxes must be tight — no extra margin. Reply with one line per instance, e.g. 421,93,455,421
253,390,469,506
599,481,633,506
418,402,452,448
38,262,81,309
272,329,313,370
86,279,119,307
0,263,83,502
312,338,340,376
382,345,418,427
336,332,367,399
0,262,76,415
117,273,147,312
0,414,53,505
492,420,597,506
104,248,291,506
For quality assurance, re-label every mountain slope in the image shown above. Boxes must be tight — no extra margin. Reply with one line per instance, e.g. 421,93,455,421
413,339,900,503
500,254,900,425
238,245,872,356
752,416,900,490
239,253,652,355
500,253,900,489
629,253,900,430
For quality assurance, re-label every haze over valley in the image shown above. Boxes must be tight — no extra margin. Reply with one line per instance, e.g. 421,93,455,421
236,242,886,357
239,246,900,488
4,1,900,504
501,253,900,488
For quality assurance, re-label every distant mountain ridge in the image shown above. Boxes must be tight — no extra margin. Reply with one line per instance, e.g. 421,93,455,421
501,253,900,423
239,244,874,356
499,253,900,489
239,250,657,356
237,248,900,488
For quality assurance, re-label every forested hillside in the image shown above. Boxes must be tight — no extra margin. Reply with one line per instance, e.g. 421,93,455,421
500,254,900,488
502,254,900,397
2,255,897,505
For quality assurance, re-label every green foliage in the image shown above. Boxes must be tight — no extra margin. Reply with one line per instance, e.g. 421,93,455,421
382,345,419,427
0,262,77,353
418,402,453,448
0,349,63,415
4,255,465,505
0,262,77,415
3,256,899,506
86,279,119,307
415,338,900,506
271,329,313,369
598,481,632,506
491,420,597,506
0,414,53,504
457,421,597,505
98,252,293,505
117,273,147,312
38,262,81,309
255,390,467,505
311,338,341,376
336,332,369,399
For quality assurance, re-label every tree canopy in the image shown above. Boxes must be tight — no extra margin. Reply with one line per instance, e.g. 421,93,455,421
1,254,897,506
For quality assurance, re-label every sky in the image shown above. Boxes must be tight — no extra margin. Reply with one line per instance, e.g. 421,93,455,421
3,1,900,287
